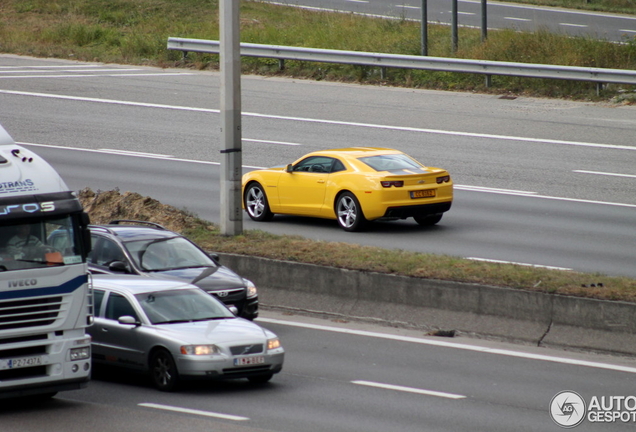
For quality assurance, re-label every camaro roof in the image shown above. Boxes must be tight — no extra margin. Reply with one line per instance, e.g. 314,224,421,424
306,147,401,159
92,274,197,294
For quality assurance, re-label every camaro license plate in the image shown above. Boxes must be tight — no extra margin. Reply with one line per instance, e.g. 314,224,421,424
234,356,265,366
410,189,436,199
0,356,44,370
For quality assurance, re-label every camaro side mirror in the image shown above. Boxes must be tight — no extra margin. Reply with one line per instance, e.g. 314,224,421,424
285,164,293,173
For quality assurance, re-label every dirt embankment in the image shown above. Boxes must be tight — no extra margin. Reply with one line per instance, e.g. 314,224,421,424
78,188,207,233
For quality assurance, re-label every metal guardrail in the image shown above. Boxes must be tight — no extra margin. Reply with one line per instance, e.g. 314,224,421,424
167,37,636,89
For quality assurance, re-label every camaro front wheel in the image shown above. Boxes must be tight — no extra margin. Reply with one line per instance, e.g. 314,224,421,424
245,182,274,221
335,192,367,232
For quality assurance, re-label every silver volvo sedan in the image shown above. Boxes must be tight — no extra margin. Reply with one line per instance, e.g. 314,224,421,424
88,274,284,391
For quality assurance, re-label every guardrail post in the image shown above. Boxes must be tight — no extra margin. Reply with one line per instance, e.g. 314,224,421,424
481,0,488,42
421,0,428,56
452,0,458,53
485,74,492,88
279,59,285,71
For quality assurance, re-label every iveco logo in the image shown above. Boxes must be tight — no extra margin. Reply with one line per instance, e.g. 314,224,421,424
216,291,229,298
8,279,37,288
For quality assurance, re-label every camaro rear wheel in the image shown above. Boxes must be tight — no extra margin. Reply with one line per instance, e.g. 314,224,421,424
414,213,443,226
245,182,274,221
336,192,366,232
150,349,179,392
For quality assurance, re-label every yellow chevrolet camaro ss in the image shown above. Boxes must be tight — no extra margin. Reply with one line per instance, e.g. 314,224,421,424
242,147,453,232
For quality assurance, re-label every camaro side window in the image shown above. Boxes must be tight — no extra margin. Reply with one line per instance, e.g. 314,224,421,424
294,156,337,173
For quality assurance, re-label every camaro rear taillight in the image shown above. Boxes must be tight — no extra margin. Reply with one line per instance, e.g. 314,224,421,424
436,175,450,184
381,181,404,188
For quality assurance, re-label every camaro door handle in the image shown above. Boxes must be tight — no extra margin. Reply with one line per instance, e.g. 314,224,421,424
317,179,325,184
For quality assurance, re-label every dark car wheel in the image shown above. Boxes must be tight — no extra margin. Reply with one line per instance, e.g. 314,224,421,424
245,183,274,222
150,349,179,392
248,373,273,384
335,192,367,232
414,213,443,226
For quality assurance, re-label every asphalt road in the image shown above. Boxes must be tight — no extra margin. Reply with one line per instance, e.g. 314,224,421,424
0,56,636,431
262,0,636,42
4,312,636,432
0,56,634,277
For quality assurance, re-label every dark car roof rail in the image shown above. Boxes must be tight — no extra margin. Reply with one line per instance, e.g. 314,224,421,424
108,220,168,230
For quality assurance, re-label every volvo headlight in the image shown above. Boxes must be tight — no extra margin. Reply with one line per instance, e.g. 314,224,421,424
267,337,281,351
244,279,258,299
180,345,221,355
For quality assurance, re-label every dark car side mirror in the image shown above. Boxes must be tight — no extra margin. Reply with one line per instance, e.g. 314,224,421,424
108,261,129,273
118,316,140,326
285,164,293,173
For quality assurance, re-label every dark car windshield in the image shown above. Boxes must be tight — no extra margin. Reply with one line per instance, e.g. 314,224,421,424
137,288,235,324
358,154,424,172
123,236,216,271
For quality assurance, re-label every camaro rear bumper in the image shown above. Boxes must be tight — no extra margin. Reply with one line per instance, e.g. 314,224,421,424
380,201,452,219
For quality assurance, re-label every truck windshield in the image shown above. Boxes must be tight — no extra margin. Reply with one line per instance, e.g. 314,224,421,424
0,216,83,271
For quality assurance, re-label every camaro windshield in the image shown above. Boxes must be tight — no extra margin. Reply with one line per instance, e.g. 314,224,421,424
358,154,424,172
123,236,216,271
136,289,235,324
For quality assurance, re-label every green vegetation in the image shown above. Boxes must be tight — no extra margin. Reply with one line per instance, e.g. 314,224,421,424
1,0,635,100
184,223,636,303
79,188,636,304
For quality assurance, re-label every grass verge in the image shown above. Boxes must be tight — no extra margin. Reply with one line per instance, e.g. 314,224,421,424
78,189,636,305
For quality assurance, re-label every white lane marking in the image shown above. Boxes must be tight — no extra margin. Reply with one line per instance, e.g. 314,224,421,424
505,17,532,22
0,65,102,69
0,68,142,74
98,149,175,158
397,5,419,9
0,73,194,79
455,185,537,195
621,29,636,34
466,257,573,271
139,403,249,421
258,318,636,374
19,142,220,165
352,380,466,399
18,142,636,209
345,0,368,3
574,170,636,179
560,23,588,28
262,0,636,21
243,138,302,146
2,89,635,152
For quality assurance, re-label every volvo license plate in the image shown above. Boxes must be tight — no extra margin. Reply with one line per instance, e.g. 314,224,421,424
234,356,265,366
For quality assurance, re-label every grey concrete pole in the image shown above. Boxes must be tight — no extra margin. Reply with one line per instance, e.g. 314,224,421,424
220,0,243,236
421,0,428,56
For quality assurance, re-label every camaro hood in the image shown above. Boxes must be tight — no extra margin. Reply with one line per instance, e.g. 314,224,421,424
145,265,246,291
153,318,271,346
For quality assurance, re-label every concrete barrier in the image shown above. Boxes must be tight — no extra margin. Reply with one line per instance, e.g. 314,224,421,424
218,253,636,356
